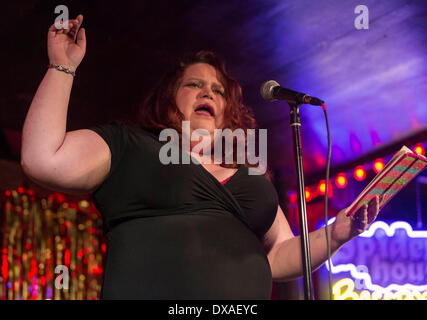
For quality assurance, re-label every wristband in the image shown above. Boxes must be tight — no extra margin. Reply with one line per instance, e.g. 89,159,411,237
48,64,76,77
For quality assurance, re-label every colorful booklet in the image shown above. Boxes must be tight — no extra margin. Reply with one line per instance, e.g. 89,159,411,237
345,146,427,216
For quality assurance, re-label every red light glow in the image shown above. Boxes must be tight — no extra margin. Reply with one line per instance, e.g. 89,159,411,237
318,180,333,197
288,190,297,204
318,180,326,194
414,143,425,156
354,166,366,181
373,158,384,174
305,187,312,202
335,173,348,188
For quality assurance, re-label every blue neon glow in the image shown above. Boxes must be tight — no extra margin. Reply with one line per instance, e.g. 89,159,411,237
324,220,427,294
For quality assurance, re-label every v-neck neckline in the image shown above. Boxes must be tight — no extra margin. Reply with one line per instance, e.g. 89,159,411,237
147,127,244,186
190,154,243,186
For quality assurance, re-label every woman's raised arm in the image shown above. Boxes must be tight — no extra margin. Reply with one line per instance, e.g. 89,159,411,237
21,15,111,194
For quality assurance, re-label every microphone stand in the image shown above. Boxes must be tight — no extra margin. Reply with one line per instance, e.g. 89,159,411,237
289,102,314,300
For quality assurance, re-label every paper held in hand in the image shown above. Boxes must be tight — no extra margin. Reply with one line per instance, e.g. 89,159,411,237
345,146,427,217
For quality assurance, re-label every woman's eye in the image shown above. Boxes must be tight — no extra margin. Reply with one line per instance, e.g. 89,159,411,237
214,89,225,97
186,82,199,87
185,82,225,97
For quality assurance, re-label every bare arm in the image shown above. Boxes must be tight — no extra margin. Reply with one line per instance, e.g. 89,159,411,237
21,15,85,164
21,68,74,165
21,15,110,194
265,196,380,282
268,225,342,282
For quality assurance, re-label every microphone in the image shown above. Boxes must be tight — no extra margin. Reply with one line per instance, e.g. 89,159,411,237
260,80,324,106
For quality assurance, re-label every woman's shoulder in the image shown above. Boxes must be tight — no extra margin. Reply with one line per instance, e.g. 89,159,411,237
102,119,160,141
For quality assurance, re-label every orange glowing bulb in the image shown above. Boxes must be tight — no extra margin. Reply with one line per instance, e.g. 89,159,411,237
414,144,425,156
318,180,326,195
354,166,366,181
305,187,312,201
373,158,384,174
336,173,348,188
318,180,333,197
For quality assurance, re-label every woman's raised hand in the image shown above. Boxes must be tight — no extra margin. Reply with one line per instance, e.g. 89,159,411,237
47,14,86,71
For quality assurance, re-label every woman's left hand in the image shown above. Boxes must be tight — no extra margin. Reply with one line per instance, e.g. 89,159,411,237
331,195,381,246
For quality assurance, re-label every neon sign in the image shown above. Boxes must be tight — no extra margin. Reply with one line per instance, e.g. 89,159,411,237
333,278,427,300
323,220,427,299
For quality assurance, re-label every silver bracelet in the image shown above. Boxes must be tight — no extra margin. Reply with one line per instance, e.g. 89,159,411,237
48,64,76,77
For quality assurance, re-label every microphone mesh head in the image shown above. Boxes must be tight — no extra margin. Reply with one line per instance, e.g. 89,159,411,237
260,80,280,101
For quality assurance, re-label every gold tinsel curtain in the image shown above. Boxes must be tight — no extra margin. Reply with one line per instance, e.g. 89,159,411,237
0,187,106,300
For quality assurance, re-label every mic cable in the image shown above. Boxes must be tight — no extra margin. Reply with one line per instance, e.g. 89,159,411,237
322,103,333,300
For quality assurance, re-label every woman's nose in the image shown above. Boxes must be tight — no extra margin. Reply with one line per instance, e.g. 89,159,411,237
199,86,214,100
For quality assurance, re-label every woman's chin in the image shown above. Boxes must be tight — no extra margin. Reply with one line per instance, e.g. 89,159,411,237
190,120,216,135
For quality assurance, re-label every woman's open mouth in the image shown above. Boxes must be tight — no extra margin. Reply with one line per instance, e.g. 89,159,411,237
194,104,215,118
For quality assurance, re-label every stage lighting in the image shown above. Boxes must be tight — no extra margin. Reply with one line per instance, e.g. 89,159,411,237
335,173,348,188
354,165,366,181
414,143,425,156
288,190,297,204
305,187,312,202
318,180,333,197
318,180,326,194
373,158,384,174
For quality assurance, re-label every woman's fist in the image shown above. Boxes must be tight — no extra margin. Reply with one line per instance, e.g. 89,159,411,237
47,14,86,71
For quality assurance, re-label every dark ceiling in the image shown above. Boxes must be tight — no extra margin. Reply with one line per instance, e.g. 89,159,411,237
1,0,427,191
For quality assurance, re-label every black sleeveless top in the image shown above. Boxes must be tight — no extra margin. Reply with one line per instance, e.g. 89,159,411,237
88,121,279,299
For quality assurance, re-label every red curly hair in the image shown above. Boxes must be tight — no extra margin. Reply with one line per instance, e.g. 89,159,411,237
135,50,270,176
